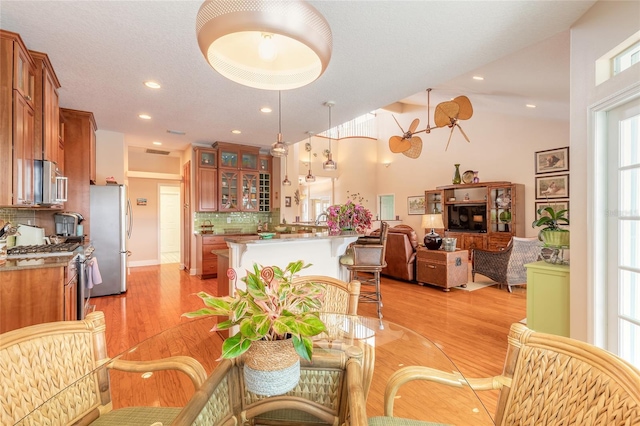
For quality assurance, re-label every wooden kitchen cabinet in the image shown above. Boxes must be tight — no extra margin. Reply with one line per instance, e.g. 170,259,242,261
194,148,217,212
196,234,228,278
62,108,97,239
1,30,36,207
416,248,469,291
241,171,259,211
30,50,62,168
219,169,239,212
0,266,65,333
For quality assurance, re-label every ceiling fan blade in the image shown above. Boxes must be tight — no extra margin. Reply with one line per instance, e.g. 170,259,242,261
444,126,455,151
453,96,473,120
402,137,422,159
392,114,405,133
408,118,420,134
389,135,411,153
457,124,471,143
434,101,460,127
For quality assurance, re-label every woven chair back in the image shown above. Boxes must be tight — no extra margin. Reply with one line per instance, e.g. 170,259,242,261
496,323,640,425
0,312,109,425
291,275,361,315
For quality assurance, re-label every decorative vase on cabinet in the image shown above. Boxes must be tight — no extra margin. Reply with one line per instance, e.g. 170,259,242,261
452,164,461,184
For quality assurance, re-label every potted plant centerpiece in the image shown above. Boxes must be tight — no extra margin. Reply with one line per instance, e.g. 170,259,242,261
182,260,327,396
532,205,570,247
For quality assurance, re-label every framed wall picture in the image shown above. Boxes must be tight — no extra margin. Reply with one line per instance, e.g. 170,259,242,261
535,174,569,199
535,147,569,174
407,195,425,215
535,199,569,220
285,196,292,208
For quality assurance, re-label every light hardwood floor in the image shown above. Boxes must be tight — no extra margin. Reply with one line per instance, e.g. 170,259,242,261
92,263,526,419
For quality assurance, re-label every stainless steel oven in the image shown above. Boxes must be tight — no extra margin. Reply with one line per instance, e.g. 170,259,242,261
77,245,95,319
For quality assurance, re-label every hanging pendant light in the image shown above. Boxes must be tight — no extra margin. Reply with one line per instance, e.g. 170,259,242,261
305,133,315,183
196,0,333,90
322,101,337,171
282,153,292,186
270,91,288,157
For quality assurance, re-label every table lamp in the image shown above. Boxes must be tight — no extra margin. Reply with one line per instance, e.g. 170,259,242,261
422,214,445,250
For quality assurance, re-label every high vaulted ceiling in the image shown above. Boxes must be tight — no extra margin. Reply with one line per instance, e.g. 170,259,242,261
0,1,596,153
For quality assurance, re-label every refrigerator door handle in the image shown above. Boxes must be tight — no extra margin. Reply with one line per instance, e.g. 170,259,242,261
127,198,133,239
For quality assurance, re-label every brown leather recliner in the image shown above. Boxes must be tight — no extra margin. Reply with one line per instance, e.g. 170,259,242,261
372,225,418,282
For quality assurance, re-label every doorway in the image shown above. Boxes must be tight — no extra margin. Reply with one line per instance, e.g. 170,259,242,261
159,184,181,264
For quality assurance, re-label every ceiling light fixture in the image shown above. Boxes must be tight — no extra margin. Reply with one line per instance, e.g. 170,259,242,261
152,141,162,146
305,133,315,183
472,76,484,81
231,129,241,134
196,0,332,90
282,154,292,186
322,101,337,171
144,81,161,89
526,104,537,108
270,91,288,157
138,114,151,120
260,107,272,113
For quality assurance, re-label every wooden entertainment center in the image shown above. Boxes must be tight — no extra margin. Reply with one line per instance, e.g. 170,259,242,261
425,181,525,253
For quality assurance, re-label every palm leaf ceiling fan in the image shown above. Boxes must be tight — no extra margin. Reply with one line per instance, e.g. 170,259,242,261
389,88,473,157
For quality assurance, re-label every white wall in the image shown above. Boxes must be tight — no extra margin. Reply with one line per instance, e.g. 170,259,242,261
569,0,640,342
96,130,125,184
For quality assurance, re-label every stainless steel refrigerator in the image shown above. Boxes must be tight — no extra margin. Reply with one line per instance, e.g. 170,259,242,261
89,184,132,296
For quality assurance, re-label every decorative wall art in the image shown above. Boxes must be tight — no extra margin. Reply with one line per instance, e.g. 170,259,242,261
285,196,292,208
535,147,569,174
535,199,569,220
136,198,147,206
535,174,569,199
407,196,426,215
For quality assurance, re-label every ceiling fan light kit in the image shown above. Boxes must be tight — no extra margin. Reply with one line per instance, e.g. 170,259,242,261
196,0,332,90
388,88,473,157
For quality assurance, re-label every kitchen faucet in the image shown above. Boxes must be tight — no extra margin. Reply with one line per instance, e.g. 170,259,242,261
315,212,328,225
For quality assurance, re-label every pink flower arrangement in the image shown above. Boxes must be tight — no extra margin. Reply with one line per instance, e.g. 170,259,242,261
326,200,372,234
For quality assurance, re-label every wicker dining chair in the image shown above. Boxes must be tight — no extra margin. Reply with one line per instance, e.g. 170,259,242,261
291,275,361,316
0,311,207,426
369,322,640,425
171,342,368,426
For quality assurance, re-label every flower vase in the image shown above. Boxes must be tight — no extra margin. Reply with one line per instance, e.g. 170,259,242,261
452,164,461,184
473,171,479,183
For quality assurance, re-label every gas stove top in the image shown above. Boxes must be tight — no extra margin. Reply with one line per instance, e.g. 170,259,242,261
7,243,81,258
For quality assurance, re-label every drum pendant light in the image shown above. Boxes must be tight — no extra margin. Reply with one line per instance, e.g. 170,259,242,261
270,91,288,157
305,133,315,183
322,101,337,171
196,0,333,90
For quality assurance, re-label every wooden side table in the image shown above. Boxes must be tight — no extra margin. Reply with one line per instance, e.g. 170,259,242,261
416,247,469,291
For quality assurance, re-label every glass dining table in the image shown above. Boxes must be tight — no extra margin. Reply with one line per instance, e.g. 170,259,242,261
17,315,495,425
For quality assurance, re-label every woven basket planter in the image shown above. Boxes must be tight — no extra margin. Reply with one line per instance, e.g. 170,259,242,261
243,338,300,396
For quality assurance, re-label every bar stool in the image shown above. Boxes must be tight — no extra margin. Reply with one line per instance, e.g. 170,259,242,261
344,222,389,326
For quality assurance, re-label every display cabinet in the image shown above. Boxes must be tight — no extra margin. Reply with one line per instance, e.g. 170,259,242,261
219,169,239,212
240,171,259,211
426,181,525,253
194,148,217,212
240,149,258,170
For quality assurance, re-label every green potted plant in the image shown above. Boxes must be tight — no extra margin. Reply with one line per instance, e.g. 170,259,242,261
182,260,326,396
531,205,570,247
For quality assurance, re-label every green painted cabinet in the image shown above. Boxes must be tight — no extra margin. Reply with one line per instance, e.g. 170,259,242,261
524,261,570,337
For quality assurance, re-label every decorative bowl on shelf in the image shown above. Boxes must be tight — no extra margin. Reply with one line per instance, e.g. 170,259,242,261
258,232,276,239
274,226,287,232
499,211,512,223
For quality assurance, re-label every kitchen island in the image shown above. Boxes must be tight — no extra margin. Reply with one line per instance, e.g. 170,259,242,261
224,232,358,290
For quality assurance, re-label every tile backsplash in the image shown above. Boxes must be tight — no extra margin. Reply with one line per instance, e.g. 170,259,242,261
194,211,280,234
0,208,36,227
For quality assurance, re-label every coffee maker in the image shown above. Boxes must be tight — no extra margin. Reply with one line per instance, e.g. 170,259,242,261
54,212,84,238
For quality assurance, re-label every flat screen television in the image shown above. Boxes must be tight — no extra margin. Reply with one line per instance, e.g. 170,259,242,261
446,204,487,233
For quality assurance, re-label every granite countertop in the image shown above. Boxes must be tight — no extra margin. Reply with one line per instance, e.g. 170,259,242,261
0,253,76,272
224,232,360,245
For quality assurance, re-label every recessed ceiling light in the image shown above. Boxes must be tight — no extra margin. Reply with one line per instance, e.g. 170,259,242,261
138,114,152,120
260,107,272,113
144,81,161,89
231,130,241,134
472,76,484,81
152,141,162,145
526,104,537,108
